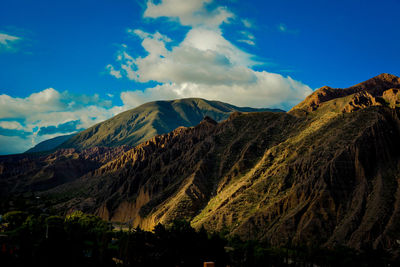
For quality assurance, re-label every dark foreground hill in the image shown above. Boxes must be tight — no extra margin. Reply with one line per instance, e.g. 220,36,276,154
1,74,400,254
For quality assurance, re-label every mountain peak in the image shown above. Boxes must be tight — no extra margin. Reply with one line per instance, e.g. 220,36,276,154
349,73,400,93
371,73,399,82
57,98,275,151
290,74,400,113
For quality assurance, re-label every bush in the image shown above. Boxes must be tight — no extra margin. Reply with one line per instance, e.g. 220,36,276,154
3,211,28,230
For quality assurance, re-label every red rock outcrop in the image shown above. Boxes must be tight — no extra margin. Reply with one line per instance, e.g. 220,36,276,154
291,73,400,113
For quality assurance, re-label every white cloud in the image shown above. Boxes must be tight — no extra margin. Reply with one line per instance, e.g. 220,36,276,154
128,29,172,42
106,64,122,79
144,0,233,27
237,31,256,46
109,25,311,109
120,72,311,110
0,32,20,51
0,88,115,121
237,31,255,46
240,31,255,40
238,39,255,46
108,0,312,110
110,28,257,86
0,121,24,130
242,19,252,28
0,88,63,119
0,88,126,154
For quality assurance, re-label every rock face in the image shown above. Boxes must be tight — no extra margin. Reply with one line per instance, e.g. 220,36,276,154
290,73,400,113
0,146,130,194
2,74,400,252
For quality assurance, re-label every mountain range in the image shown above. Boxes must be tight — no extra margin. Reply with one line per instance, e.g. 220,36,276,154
27,98,280,153
1,74,400,252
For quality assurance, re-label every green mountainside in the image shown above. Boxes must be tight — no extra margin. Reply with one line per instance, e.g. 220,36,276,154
2,74,400,254
59,98,280,150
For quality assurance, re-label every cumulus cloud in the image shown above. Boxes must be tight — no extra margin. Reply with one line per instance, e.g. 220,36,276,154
144,0,234,27
106,0,312,110
110,0,312,109
1,1,311,155
0,88,115,123
0,88,126,154
0,32,21,52
120,72,311,110
111,28,256,86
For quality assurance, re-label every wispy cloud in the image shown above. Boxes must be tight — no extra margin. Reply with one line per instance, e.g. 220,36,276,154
278,23,287,32
278,23,299,34
238,31,256,46
0,32,21,52
241,19,252,28
240,31,255,40
237,39,255,46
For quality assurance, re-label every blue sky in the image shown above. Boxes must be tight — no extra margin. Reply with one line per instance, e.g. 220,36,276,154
1,0,399,154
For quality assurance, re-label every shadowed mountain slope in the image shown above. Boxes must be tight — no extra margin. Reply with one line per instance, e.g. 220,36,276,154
59,98,281,150
0,146,130,195
40,101,400,251
26,134,76,153
2,75,400,253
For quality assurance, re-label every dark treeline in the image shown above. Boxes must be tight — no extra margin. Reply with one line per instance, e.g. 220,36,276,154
0,210,397,267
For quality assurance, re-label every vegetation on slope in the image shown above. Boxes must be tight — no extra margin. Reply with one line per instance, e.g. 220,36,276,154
59,98,280,150
2,74,400,258
1,210,395,266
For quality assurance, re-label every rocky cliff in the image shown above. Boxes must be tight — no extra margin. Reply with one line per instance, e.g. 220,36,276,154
290,73,400,113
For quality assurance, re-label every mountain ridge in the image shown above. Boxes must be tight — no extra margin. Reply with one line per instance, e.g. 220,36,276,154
290,73,400,114
2,74,400,253
58,97,282,151
40,103,400,250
